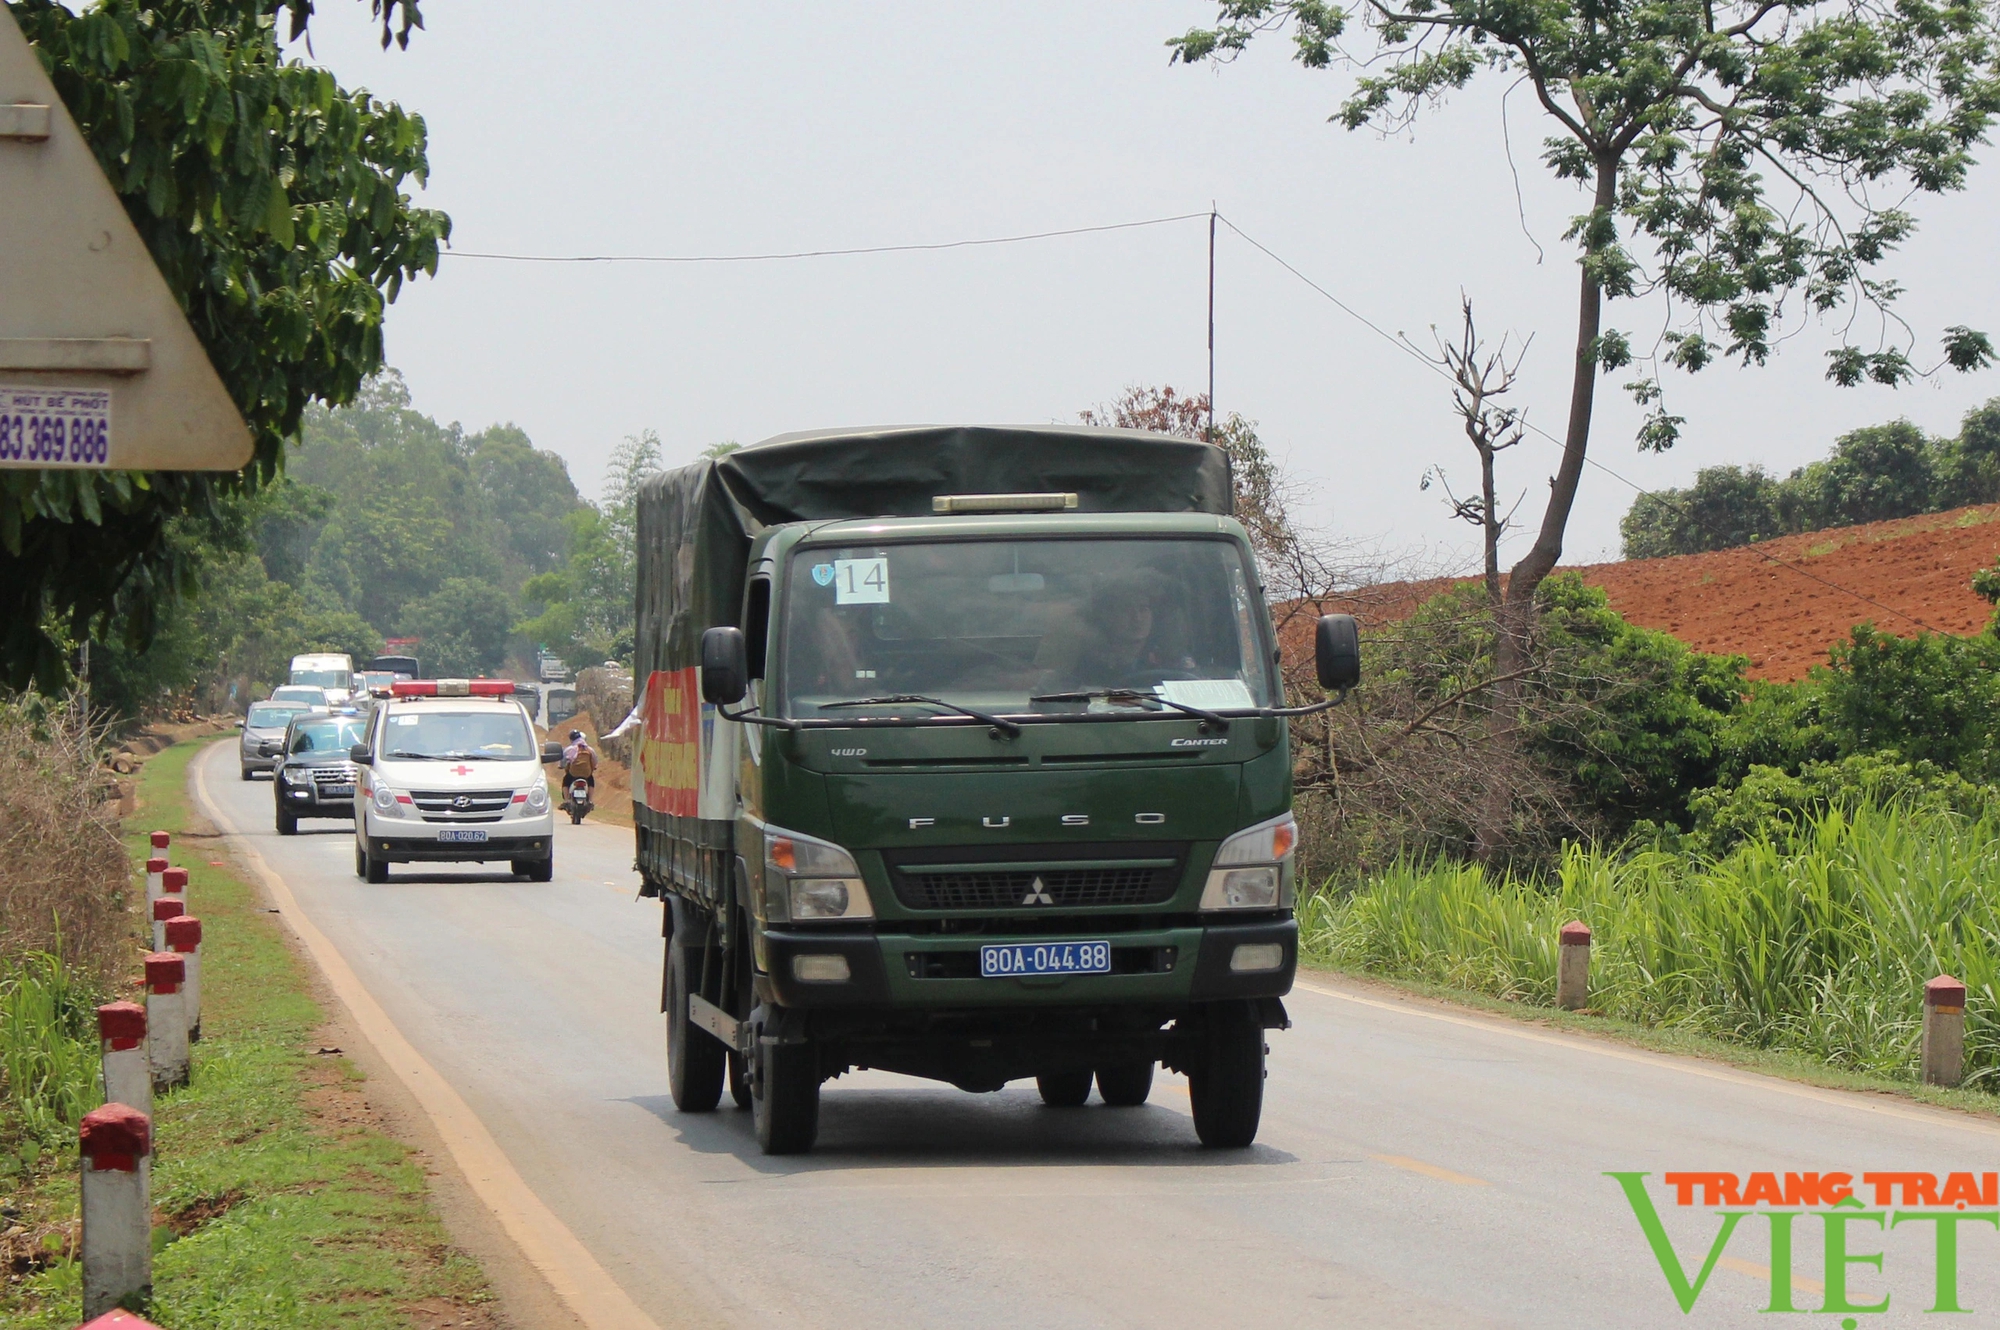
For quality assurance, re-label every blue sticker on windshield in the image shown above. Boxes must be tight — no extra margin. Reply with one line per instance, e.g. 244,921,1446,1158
812,563,836,586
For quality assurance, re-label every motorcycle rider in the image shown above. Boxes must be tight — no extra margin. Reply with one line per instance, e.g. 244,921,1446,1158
561,730,597,794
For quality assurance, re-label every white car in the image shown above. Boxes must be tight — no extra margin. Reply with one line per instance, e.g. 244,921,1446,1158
351,680,561,883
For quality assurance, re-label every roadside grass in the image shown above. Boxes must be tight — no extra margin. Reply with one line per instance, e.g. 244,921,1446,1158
1300,800,2000,1110
0,738,494,1328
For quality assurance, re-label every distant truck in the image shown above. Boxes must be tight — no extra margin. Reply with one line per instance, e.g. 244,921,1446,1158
289,653,354,697
631,426,1359,1154
366,654,421,680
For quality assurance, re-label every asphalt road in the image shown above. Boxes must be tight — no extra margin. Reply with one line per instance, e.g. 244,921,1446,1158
196,741,2000,1328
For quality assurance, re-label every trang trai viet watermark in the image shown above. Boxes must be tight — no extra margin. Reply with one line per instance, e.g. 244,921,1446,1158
1611,1171,2000,1319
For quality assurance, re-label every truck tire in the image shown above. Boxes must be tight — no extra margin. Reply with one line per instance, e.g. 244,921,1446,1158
753,1033,820,1154
358,841,389,884
516,855,554,883
728,1050,751,1109
1189,1005,1265,1149
276,808,298,836
1095,1061,1155,1107
666,942,725,1112
1036,1071,1093,1107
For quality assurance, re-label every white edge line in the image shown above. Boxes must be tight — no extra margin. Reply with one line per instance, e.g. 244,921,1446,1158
1292,975,2000,1139
191,742,669,1330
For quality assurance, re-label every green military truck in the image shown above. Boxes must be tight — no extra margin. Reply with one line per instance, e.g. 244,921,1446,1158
631,426,1358,1154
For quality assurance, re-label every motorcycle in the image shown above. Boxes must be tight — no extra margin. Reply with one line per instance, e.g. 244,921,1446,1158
563,774,594,825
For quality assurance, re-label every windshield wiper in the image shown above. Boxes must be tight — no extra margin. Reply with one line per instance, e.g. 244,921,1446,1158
818,694,1022,739
1028,688,1231,731
385,750,443,760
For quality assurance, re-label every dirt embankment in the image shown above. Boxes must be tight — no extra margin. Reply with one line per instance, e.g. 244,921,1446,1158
1575,505,2000,680
1326,504,2000,682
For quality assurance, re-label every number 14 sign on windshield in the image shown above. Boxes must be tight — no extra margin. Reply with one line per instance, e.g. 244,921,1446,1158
0,385,112,466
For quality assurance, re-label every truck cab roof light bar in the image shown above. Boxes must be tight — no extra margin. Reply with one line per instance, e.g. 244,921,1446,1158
931,492,1079,514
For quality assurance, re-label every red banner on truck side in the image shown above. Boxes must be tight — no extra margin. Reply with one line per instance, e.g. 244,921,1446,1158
637,668,700,817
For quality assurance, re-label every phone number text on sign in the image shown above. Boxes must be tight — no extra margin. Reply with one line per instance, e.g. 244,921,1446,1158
0,386,113,466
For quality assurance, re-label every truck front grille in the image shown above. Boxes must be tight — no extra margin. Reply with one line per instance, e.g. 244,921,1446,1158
884,842,1186,912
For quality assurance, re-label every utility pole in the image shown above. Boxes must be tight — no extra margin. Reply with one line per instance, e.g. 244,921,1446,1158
1206,206,1217,443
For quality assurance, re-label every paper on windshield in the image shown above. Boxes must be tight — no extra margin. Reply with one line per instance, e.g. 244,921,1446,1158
1159,679,1256,710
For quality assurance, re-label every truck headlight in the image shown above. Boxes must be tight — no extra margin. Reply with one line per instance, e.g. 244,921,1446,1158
1200,812,1297,911
763,825,873,922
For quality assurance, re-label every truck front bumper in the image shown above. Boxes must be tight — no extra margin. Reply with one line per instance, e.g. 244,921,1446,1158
759,916,1296,1010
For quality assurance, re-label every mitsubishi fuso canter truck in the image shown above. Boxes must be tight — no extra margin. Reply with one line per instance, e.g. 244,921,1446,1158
631,425,1359,1154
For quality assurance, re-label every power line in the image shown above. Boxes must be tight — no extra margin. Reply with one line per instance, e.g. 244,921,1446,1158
1214,212,1944,636
439,211,1213,264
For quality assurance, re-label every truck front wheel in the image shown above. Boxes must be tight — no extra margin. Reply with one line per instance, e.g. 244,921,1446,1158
753,1031,820,1154
666,943,725,1112
1189,1007,1265,1149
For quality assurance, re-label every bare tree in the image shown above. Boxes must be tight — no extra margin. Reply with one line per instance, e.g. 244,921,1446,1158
1416,298,1529,609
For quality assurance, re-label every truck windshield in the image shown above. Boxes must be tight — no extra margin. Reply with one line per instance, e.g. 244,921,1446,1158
778,538,1274,720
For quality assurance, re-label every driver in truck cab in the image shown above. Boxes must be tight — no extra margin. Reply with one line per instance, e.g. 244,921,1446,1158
1036,569,1193,690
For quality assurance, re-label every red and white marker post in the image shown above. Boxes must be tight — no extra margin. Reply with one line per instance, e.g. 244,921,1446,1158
143,857,167,910
149,830,170,855
1923,974,1967,1087
79,1103,152,1319
96,1001,150,1119
149,896,182,955
144,952,188,1092
164,915,202,1043
1557,920,1592,1011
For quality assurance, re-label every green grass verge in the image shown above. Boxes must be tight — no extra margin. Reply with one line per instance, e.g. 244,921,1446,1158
1,737,493,1328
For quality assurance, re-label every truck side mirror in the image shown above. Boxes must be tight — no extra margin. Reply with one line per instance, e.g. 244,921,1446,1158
701,627,748,705
540,742,563,764
349,744,372,764
1315,613,1361,691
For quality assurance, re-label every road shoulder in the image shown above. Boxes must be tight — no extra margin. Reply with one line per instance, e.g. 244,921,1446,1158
1299,965,2000,1132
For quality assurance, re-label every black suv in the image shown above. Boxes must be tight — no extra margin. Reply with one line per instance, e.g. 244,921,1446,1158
270,711,367,835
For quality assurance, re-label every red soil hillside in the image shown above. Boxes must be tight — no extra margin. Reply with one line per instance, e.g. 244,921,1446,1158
1574,505,2000,681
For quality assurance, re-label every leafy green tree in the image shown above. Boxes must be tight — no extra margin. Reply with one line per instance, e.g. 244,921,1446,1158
1620,464,1783,558
469,425,582,577
1814,623,2000,780
1782,421,1940,530
1,0,447,689
1173,0,1999,853
400,577,515,677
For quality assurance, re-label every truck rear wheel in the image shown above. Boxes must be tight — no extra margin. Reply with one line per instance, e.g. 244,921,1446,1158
728,1049,750,1109
1035,1070,1093,1107
1189,1007,1265,1149
666,943,725,1112
1095,1061,1155,1107
752,1032,819,1154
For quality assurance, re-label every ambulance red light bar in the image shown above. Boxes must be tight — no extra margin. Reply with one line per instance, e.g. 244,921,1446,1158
389,679,517,698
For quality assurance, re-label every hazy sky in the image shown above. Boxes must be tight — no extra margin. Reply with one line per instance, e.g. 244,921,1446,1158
299,2,2000,569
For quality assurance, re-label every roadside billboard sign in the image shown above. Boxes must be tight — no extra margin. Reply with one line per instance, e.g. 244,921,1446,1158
0,8,252,470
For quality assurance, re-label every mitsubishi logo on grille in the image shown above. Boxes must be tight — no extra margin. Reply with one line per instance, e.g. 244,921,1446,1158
451,795,473,810
1021,875,1055,906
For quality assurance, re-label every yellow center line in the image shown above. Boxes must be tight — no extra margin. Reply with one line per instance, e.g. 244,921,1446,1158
1369,1154,1491,1187
1717,1255,1824,1297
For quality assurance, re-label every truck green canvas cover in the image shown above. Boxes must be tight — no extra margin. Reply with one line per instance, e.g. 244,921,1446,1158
632,425,1233,894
